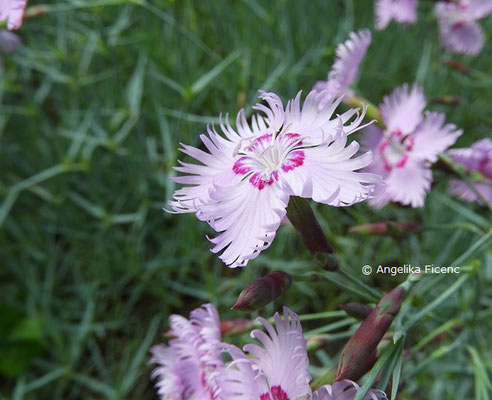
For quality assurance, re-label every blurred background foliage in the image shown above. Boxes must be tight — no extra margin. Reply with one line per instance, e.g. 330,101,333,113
0,0,491,399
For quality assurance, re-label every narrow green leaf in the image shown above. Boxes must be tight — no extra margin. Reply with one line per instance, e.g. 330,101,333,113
126,54,147,117
190,50,241,95
402,273,470,332
354,340,402,400
377,336,404,391
391,348,404,400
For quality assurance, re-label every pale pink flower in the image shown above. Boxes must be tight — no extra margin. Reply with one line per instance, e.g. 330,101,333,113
375,0,418,30
314,30,371,98
362,84,462,208
447,138,492,206
168,90,381,268
0,0,27,30
221,307,387,400
150,304,224,400
435,0,492,55
220,307,311,400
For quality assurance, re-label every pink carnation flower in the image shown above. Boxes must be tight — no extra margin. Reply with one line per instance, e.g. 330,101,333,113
435,0,492,55
314,30,371,98
150,304,225,400
0,0,27,30
447,138,492,206
223,307,388,400
220,307,312,400
151,304,388,400
362,84,462,208
168,90,381,268
375,0,418,30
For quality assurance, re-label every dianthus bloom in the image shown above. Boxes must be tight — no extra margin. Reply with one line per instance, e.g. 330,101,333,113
362,84,462,208
150,304,388,400
374,0,418,30
435,0,492,55
168,90,381,267
447,138,492,207
314,30,371,98
0,0,27,30
150,304,225,399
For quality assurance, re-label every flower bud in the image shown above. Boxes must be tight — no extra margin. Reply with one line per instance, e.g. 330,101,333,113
340,302,373,321
336,286,405,381
232,271,292,312
444,59,470,74
220,319,254,336
348,221,420,236
286,196,338,271
430,96,462,106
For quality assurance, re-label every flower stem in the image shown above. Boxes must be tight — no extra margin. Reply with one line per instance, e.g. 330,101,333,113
286,196,338,271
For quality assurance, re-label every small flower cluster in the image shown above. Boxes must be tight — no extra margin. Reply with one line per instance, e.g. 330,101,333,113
374,0,492,56
447,138,492,206
151,304,388,400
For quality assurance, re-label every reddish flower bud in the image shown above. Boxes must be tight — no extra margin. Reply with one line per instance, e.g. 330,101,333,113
340,302,373,320
348,221,420,236
444,59,470,74
220,319,254,336
286,196,338,271
430,96,462,106
336,286,405,381
232,271,292,312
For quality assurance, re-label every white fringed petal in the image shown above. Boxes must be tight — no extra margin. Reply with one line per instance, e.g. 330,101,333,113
200,179,288,268
243,307,312,400
0,0,27,30
380,83,426,135
375,0,418,30
314,30,371,97
466,0,492,19
281,128,381,206
384,159,432,208
411,111,462,163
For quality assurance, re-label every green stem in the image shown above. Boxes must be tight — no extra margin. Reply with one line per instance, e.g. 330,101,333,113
286,196,338,270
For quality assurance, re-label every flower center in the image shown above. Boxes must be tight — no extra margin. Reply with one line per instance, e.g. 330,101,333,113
200,370,219,400
378,129,415,171
260,385,290,400
232,132,305,190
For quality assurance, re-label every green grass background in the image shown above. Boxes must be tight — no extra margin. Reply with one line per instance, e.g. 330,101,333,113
1,0,491,399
